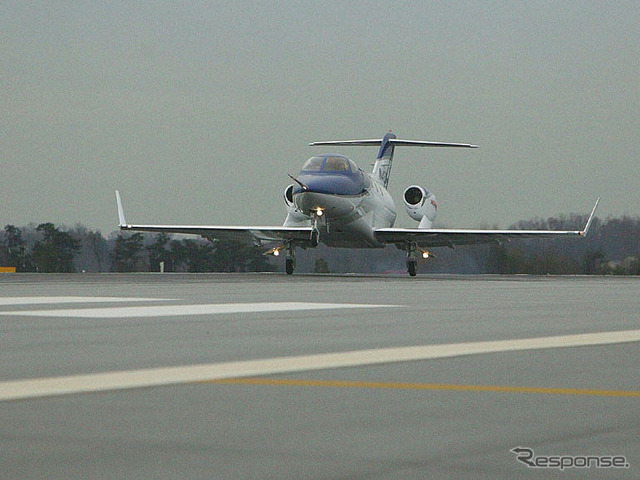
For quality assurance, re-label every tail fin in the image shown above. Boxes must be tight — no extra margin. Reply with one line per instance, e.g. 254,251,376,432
372,131,396,187
309,131,477,188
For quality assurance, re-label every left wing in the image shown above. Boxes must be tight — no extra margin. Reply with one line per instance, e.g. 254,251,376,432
375,198,600,248
115,191,313,246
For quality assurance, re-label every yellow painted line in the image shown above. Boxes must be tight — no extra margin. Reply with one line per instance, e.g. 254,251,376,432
202,378,640,398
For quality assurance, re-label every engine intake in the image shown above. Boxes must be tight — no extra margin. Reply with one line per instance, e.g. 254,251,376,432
283,184,309,225
283,184,294,207
403,185,437,228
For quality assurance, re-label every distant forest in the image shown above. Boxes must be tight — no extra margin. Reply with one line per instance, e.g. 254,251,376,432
1,214,639,275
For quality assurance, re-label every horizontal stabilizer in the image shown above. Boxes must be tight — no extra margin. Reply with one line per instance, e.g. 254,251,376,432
310,138,478,148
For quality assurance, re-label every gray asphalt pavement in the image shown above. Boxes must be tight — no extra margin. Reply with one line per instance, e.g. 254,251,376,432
1,273,638,479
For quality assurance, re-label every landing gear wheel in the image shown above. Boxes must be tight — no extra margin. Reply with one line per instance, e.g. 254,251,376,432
407,260,417,277
286,258,295,275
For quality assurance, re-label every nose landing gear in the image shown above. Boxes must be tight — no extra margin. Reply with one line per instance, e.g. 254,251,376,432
310,230,319,247
310,209,323,248
285,241,296,275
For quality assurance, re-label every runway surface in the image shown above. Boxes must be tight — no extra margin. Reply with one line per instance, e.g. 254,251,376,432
1,273,638,479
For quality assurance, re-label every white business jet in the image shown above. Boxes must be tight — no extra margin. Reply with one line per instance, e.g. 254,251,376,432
116,131,599,275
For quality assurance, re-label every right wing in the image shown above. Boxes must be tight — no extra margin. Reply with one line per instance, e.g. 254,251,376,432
115,191,313,246
374,198,600,248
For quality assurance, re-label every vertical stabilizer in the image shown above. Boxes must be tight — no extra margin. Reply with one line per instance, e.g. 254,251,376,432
372,131,396,188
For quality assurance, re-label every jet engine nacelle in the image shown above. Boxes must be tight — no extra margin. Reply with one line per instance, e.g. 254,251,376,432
283,185,309,225
284,184,295,208
403,185,437,229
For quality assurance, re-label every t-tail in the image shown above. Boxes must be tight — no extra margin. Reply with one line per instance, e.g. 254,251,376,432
372,131,396,187
309,131,478,188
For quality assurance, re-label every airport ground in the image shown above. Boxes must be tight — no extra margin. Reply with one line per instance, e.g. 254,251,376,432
1,273,639,479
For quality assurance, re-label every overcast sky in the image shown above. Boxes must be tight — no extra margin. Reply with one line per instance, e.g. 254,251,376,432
2,2,639,235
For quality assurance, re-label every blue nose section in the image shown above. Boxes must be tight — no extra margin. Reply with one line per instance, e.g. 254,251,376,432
293,154,371,196
293,174,367,196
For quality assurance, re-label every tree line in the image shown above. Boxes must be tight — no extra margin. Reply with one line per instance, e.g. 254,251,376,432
0,224,274,273
0,214,639,274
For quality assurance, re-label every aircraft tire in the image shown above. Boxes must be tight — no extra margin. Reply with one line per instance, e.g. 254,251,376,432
407,260,417,277
286,259,294,275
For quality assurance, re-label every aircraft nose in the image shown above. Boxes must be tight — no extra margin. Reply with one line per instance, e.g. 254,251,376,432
293,190,356,217
292,174,365,196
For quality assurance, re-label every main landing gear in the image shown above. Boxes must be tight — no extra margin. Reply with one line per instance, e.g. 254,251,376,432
407,259,417,277
406,241,418,277
286,258,295,275
285,227,319,275
405,242,432,276
284,223,320,274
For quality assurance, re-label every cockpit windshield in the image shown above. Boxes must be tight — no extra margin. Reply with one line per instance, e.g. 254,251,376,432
301,156,325,171
295,154,370,195
301,155,355,174
323,156,351,172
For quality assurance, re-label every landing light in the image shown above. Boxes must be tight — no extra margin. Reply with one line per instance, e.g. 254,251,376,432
316,207,324,216
422,251,430,259
273,249,280,257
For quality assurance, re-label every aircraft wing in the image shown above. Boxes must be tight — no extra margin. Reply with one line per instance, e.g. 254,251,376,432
120,224,314,244
116,191,313,246
374,198,600,248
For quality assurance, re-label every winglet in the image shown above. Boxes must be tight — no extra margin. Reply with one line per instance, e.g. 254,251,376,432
115,190,127,227
580,197,600,236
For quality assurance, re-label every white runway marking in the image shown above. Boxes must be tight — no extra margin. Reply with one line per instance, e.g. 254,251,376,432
0,296,168,306
2,302,396,318
2,329,640,401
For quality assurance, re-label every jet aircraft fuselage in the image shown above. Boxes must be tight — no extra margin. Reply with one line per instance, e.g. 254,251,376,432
285,154,396,248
